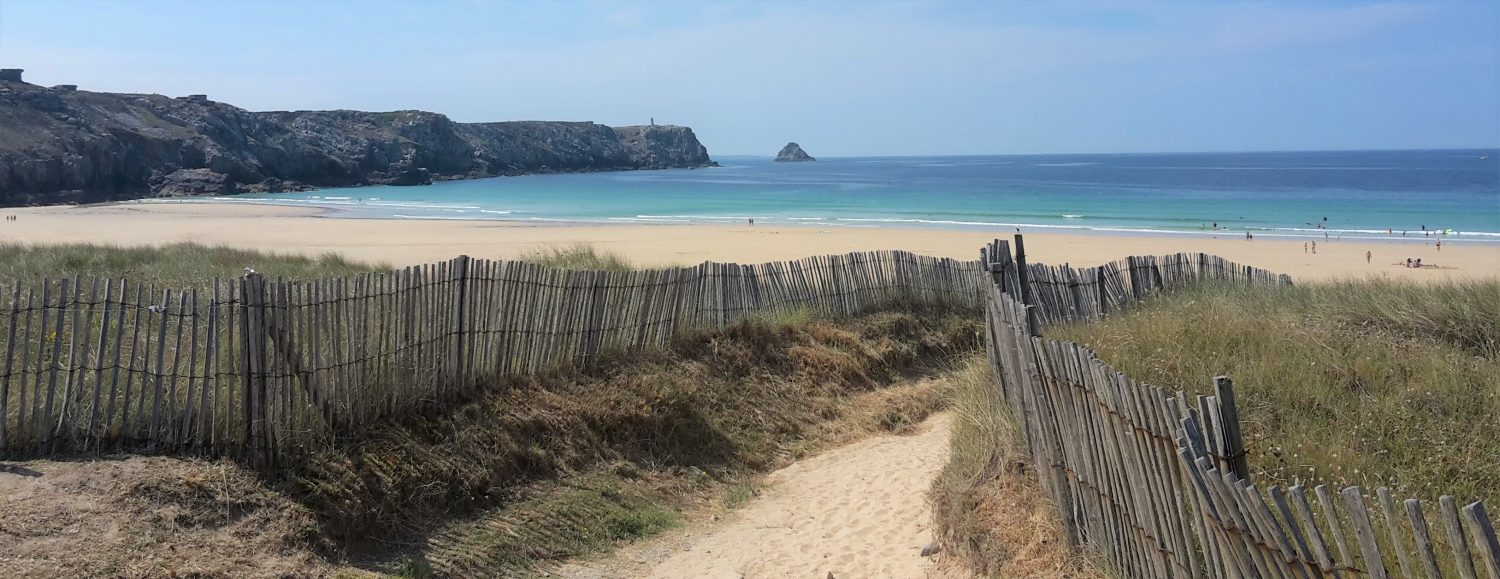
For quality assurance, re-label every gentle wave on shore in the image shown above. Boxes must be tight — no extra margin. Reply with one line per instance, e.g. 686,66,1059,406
186,150,1499,243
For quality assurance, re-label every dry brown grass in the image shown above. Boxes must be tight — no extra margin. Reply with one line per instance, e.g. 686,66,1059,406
0,456,329,578
284,304,981,575
930,354,1110,578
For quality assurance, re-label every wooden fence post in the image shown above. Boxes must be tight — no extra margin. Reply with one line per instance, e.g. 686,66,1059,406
1096,266,1107,317
452,255,470,391
1214,376,1250,480
239,273,271,469
1013,234,1039,337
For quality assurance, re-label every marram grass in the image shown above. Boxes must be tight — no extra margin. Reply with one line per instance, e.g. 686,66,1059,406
522,243,636,273
1048,278,1500,502
0,242,389,287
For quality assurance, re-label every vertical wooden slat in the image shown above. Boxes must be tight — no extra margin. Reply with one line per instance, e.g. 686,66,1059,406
161,291,189,450
1378,487,1416,579
1343,486,1391,579
1289,485,1341,578
86,279,114,450
40,279,67,447
0,284,23,454
146,289,172,452
57,277,96,450
0,284,25,455
1462,501,1500,579
176,289,200,450
117,284,146,450
1404,499,1443,579
199,281,219,452
1443,496,1480,579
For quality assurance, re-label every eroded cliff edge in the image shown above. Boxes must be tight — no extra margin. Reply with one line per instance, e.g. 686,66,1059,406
0,78,715,205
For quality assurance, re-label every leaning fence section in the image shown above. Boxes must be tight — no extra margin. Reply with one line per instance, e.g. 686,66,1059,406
0,250,983,463
980,237,1499,578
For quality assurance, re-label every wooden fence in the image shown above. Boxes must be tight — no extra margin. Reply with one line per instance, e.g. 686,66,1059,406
980,236,1500,578
0,250,983,464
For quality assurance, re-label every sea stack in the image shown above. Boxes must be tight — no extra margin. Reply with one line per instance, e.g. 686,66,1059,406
775,142,815,162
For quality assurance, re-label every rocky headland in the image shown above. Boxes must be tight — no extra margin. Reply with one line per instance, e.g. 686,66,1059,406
0,72,716,205
774,142,814,162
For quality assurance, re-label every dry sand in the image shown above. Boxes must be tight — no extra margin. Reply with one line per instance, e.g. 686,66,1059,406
559,414,964,579
3,201,1497,281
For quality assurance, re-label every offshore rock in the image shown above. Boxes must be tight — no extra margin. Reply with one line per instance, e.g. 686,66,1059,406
0,78,716,205
775,142,815,162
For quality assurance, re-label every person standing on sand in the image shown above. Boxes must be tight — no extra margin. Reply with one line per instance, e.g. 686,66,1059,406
1436,240,1441,251
1304,242,1308,254
1366,251,1372,264
1311,241,1317,254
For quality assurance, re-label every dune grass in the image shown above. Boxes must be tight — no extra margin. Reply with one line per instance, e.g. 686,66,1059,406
1048,278,1500,502
0,242,388,287
930,354,1109,578
522,243,636,273
291,304,981,575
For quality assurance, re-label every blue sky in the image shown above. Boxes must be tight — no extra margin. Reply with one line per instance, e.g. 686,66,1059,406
1,0,1496,156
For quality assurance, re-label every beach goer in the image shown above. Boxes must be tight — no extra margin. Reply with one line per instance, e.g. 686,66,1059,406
1324,231,1329,240
1406,258,1413,268
1303,242,1308,254
1366,251,1371,264
1415,258,1423,268
1311,241,1317,254
748,218,754,226
1436,240,1441,251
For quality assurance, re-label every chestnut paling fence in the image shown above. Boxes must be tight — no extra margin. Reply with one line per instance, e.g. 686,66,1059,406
0,250,983,465
979,236,1499,579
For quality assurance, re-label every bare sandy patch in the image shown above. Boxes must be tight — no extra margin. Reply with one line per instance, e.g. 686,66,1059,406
559,413,968,579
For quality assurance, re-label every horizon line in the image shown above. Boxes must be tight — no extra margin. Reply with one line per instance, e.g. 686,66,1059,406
712,146,1499,159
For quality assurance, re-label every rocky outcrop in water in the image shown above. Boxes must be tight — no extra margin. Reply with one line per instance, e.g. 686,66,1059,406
775,142,815,162
0,76,716,205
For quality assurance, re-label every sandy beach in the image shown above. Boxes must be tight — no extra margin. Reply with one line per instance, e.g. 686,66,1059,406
2,202,1496,281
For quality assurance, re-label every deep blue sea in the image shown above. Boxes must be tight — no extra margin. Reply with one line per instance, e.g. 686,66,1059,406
202,149,1500,243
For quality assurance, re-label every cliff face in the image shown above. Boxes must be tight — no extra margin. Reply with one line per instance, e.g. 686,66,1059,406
0,80,715,205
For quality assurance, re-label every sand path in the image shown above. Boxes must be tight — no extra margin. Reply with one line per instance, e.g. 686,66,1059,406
559,414,963,579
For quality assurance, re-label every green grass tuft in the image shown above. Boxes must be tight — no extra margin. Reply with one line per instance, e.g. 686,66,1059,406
0,242,389,287
523,243,636,273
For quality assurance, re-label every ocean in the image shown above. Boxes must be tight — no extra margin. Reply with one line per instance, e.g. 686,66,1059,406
204,149,1500,243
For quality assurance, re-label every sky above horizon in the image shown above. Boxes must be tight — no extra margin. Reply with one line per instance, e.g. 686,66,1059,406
1,0,1497,157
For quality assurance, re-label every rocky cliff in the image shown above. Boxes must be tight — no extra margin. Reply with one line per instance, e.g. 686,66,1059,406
775,142,814,162
0,79,715,205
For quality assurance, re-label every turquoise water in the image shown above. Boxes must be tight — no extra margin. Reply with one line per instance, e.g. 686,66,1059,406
205,149,1500,243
